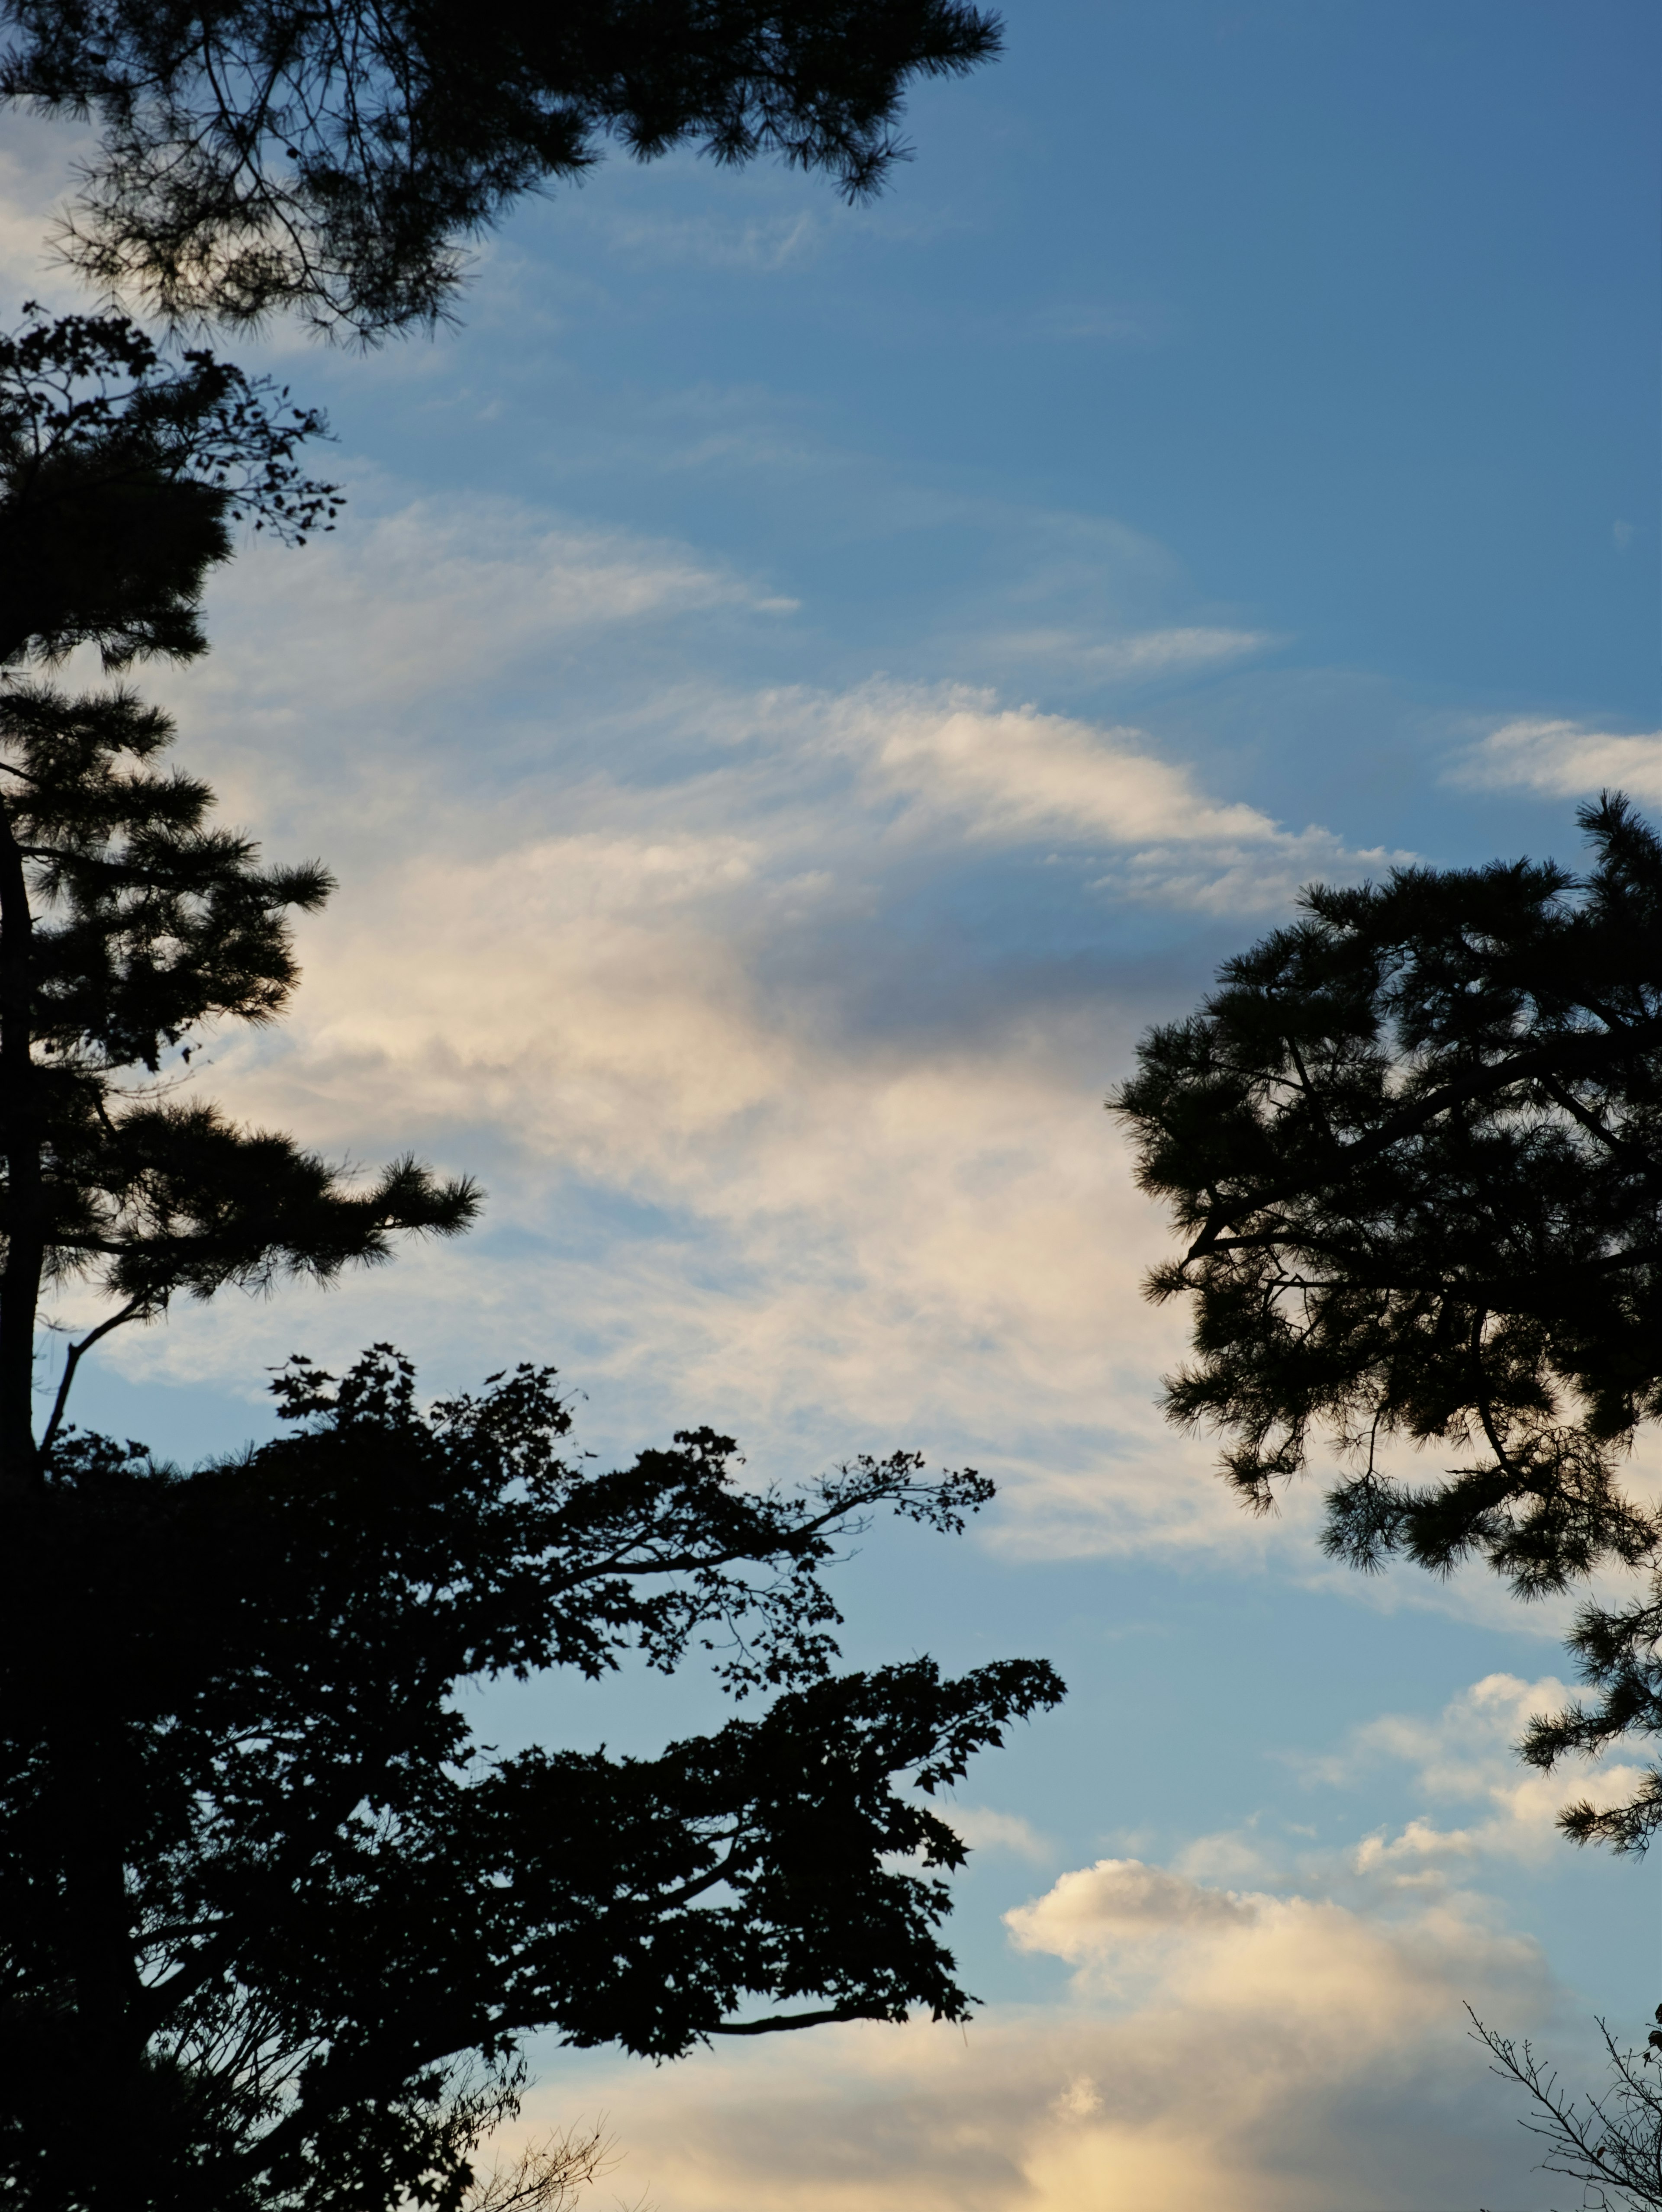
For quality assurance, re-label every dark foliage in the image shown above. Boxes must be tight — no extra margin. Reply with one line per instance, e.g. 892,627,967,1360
0,678,479,1476
2,0,1003,337
0,304,340,670
0,1343,1063,2207
0,308,469,1495
1114,795,1662,1845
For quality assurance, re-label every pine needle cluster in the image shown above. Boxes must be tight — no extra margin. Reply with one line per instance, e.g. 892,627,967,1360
2,0,1003,337
0,307,475,1493
1116,799,1662,1846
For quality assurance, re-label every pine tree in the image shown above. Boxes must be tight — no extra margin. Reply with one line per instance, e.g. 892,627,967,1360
0,304,340,670
0,308,476,1494
1114,797,1662,1845
0,678,480,1494
1,0,1003,338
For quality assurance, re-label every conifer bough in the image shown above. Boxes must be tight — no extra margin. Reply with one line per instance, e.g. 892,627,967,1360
1,0,1004,337
0,309,473,1495
1115,797,1662,1848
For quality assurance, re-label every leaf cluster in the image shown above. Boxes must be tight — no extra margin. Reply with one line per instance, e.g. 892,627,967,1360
0,303,340,669
2,0,1003,338
0,1344,1061,2207
1114,794,1662,1842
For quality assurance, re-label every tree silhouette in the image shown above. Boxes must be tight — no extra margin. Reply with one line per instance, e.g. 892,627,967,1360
1114,796,1662,1845
1472,2003,1662,2212
0,308,475,1495
2,0,1003,337
0,305,341,671
0,308,1066,2207
1,1347,1063,2205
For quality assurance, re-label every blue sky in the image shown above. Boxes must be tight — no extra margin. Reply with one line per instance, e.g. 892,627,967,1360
5,2,1659,2204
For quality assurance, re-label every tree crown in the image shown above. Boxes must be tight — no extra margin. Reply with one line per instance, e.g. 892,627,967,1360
1115,793,1662,1847
0,678,479,1441
2,0,1004,337
2,1344,1062,2206
0,304,340,669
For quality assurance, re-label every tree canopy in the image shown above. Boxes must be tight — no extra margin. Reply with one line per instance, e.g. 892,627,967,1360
0,676,480,1492
2,1342,1062,2206
1114,795,1662,1848
0,305,340,670
1,0,1003,337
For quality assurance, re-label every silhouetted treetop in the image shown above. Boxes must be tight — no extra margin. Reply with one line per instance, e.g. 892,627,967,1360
0,676,479,1493
1115,793,1662,1848
0,311,463,1496
2,0,1004,337
0,304,340,671
1,1343,1063,2206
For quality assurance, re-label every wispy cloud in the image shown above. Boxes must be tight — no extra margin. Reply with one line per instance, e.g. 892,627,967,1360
53,496,1398,1585
1297,1671,1644,1874
597,208,823,271
832,685,1274,843
982,625,1273,682
1449,717,1662,803
191,494,798,712
804,683,1401,904
941,1806,1053,1862
1024,300,1173,346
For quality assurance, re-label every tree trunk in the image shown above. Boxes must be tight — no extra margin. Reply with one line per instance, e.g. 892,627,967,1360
0,794,42,1495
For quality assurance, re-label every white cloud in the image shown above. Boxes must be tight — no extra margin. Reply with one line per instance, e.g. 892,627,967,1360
98,906,1214,1532
1450,717,1662,803
1005,1858,1253,1958
941,1807,1054,1862
800,682,1404,911
831,686,1273,846
984,625,1272,681
86,803,1294,1558
47,496,1395,1582
1003,1856,1536,2019
165,513,1387,917
195,495,795,716
505,1856,1551,2212
1303,1672,1646,1874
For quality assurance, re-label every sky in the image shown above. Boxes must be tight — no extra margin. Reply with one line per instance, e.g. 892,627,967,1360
4,2,1661,2205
